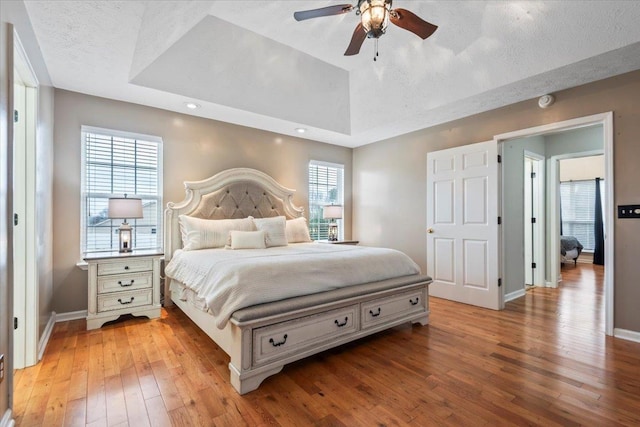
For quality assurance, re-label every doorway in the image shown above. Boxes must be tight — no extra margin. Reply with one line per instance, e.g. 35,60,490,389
13,33,39,369
496,112,614,335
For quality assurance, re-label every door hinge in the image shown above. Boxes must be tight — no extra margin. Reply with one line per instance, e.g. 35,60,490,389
14,317,18,330
532,262,537,269
531,172,536,178
531,217,536,224
498,278,502,287
497,154,502,163
14,110,19,123
14,213,18,226
497,216,502,225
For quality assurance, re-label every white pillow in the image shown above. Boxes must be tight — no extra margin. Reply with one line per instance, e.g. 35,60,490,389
253,216,288,247
179,215,255,250
228,230,267,249
286,217,312,243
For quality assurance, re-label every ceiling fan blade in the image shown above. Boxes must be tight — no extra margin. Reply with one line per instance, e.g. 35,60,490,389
390,8,438,39
294,4,354,21
344,23,367,56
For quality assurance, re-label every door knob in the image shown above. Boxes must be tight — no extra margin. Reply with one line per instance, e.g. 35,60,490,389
427,228,434,233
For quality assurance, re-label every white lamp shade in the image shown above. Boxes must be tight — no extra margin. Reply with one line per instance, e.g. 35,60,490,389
323,205,343,220
108,197,143,219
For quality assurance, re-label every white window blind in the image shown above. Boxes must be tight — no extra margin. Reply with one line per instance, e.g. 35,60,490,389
308,161,344,240
81,126,163,254
560,179,604,251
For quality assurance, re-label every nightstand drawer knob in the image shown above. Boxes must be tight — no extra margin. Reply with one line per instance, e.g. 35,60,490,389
117,297,135,305
118,280,134,287
124,266,130,270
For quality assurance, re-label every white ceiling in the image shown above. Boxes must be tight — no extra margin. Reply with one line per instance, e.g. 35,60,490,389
23,1,640,148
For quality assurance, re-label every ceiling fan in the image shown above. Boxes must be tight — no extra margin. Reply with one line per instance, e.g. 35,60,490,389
294,0,438,58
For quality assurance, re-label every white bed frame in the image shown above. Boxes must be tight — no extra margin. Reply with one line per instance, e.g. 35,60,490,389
164,168,431,394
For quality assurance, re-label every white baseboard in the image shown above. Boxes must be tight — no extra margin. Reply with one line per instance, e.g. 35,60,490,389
37,311,56,361
56,310,87,322
614,328,640,343
504,288,526,303
1,409,15,427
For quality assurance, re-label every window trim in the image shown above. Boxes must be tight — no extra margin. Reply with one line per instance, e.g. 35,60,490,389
80,125,164,257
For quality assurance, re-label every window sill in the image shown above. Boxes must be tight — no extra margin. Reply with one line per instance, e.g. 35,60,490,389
76,261,88,271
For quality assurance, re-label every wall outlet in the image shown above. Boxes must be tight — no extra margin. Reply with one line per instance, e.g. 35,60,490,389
0,353,4,383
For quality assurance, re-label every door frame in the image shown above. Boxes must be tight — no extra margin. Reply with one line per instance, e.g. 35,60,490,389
524,151,546,288
13,31,39,369
494,112,614,335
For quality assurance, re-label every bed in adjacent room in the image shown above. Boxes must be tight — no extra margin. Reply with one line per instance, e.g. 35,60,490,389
164,168,431,394
561,235,584,266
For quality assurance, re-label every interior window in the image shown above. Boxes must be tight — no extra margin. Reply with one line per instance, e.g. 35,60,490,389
81,126,163,254
308,161,344,241
560,179,604,251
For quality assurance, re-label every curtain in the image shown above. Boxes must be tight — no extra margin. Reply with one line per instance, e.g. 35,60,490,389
593,177,605,265
559,198,563,236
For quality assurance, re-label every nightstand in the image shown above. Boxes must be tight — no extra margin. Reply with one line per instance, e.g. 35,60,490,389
317,240,359,245
84,250,163,330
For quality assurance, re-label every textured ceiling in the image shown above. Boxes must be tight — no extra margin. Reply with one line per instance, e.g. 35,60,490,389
23,1,640,147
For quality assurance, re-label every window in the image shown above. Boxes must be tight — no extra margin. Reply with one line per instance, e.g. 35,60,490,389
81,126,163,254
560,179,604,251
308,161,344,240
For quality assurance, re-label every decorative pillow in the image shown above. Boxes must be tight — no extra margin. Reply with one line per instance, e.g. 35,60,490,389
253,216,288,247
228,230,267,250
178,215,255,250
286,217,312,243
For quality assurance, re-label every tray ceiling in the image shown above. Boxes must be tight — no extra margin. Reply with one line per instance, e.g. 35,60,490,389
23,1,640,147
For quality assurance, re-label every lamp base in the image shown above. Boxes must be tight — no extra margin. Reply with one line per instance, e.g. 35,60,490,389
328,223,338,241
118,222,133,253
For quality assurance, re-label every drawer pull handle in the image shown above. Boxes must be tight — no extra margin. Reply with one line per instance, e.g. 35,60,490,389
124,266,130,270
409,297,420,306
118,297,135,305
334,317,348,327
269,334,288,347
369,308,381,317
118,280,134,287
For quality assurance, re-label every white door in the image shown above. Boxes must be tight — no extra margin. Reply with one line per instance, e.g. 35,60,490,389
426,140,501,310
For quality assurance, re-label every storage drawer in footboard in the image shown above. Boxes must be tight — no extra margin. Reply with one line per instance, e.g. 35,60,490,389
361,289,426,329
253,305,359,366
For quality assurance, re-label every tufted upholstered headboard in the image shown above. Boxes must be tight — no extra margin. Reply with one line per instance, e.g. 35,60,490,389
164,168,304,262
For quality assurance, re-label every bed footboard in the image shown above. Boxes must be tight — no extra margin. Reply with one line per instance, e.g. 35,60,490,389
172,277,431,394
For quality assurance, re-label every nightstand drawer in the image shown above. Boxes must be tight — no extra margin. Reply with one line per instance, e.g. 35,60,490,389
97,272,153,294
361,289,425,329
97,258,153,276
253,305,359,366
97,289,153,313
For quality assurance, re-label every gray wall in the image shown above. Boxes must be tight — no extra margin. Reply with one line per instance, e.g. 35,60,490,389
546,125,604,157
37,85,54,336
353,70,640,334
52,90,353,313
502,135,545,296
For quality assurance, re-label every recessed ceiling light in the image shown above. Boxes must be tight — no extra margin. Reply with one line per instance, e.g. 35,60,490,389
184,102,200,110
295,128,306,134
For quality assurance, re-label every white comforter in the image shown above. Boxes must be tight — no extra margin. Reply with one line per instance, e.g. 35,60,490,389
165,243,420,329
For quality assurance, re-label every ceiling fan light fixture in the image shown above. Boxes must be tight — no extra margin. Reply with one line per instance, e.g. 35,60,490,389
359,0,391,38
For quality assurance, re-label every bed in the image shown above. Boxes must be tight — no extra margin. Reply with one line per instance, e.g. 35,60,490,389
164,168,431,394
561,235,584,266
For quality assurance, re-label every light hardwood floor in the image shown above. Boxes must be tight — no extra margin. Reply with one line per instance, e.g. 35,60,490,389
13,264,640,426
